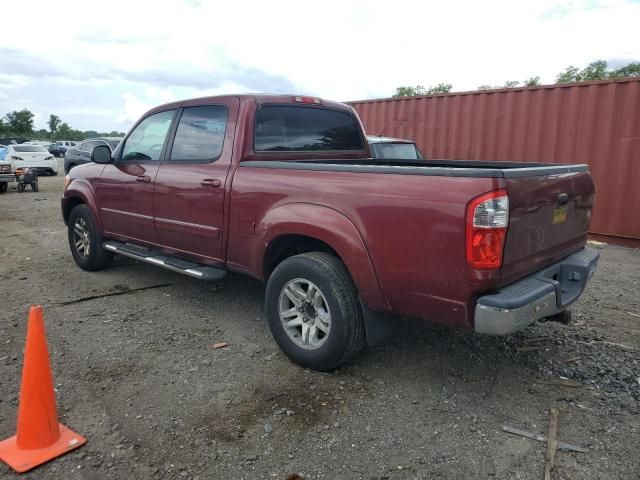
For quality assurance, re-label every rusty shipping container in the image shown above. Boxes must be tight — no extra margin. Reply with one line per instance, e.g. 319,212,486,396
349,78,640,244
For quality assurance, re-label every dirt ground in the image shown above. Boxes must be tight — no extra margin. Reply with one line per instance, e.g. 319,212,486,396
1,164,639,480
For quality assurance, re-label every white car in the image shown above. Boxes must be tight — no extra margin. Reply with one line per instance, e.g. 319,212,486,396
5,144,58,176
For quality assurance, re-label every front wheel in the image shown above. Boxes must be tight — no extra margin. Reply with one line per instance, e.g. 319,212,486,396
68,204,113,271
0,183,7,193
265,252,366,371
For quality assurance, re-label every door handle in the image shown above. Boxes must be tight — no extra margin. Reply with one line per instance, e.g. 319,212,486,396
201,179,222,188
136,175,151,183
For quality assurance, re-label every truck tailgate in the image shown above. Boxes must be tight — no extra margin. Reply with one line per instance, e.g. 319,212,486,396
501,171,595,284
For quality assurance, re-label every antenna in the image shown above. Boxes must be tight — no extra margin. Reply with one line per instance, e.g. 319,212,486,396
377,121,389,137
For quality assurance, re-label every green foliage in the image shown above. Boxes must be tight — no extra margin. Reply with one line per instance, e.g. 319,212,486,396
555,60,640,84
393,85,427,97
524,76,541,86
4,109,35,135
425,83,453,94
503,80,519,88
393,83,453,97
47,114,61,139
609,62,640,78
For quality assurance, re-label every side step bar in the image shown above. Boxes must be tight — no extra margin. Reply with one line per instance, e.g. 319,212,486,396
103,241,226,281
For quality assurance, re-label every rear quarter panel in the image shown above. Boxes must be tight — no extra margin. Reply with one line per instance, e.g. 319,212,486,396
229,166,504,328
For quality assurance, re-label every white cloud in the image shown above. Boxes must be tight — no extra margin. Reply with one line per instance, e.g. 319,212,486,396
0,0,638,131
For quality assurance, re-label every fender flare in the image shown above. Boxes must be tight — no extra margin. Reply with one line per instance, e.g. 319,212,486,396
255,202,389,312
62,180,103,231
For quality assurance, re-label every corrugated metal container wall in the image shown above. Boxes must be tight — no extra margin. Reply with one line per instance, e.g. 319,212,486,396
349,78,640,242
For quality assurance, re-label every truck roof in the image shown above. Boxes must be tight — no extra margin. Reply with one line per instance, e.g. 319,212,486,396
145,94,355,117
366,135,416,144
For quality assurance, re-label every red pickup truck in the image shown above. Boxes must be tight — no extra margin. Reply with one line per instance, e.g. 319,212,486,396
62,94,599,370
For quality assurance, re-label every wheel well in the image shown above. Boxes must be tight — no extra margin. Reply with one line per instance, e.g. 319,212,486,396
264,235,340,279
63,197,85,225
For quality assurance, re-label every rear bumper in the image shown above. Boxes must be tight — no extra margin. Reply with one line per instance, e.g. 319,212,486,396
0,173,14,182
474,247,599,335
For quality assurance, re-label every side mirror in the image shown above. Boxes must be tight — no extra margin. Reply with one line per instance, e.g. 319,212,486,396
91,145,112,164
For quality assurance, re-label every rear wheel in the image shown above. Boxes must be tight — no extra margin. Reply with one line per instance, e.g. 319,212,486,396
17,183,25,193
0,183,7,193
68,204,113,271
265,252,366,371
31,181,38,192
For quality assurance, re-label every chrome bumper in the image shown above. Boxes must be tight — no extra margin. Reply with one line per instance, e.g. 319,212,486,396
474,247,599,335
0,173,14,182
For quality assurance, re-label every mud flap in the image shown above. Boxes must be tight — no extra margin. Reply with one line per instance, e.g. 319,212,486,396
360,301,401,346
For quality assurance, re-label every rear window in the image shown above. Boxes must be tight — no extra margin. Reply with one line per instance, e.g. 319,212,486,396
370,142,423,160
255,106,364,152
13,146,47,152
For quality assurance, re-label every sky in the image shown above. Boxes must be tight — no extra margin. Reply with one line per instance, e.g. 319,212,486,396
1,0,639,133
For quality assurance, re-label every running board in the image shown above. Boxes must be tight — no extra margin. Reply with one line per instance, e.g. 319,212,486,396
103,241,225,281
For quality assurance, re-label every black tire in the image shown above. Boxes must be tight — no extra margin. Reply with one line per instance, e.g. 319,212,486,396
265,252,366,371
67,163,76,172
0,183,7,193
31,181,38,192
17,183,25,193
50,170,58,176
68,204,113,271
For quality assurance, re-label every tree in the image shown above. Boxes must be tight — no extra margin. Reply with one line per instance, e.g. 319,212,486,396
425,83,453,94
556,65,581,83
393,83,452,97
524,76,541,86
57,122,73,140
554,60,640,83
393,85,427,97
503,80,519,88
48,114,61,139
579,60,608,81
4,109,34,135
609,62,640,78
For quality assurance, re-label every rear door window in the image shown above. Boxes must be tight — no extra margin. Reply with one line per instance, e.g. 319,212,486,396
169,106,228,162
255,106,364,152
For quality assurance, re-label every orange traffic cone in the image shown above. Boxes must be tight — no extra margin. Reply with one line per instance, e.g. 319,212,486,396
0,306,86,473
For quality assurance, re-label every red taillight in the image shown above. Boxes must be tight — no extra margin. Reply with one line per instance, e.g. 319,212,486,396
293,96,321,104
466,189,509,269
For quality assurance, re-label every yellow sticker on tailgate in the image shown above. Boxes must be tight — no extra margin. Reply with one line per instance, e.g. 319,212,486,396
553,205,568,224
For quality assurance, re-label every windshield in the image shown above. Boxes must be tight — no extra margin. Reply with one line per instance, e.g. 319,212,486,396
13,145,48,153
370,142,423,160
0,147,7,160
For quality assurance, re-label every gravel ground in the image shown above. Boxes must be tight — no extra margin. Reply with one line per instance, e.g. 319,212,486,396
0,165,639,479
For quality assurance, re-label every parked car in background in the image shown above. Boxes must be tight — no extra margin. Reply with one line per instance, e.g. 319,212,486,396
367,135,424,160
62,94,598,371
64,137,123,173
48,143,67,157
54,140,76,155
5,144,58,175
0,145,13,193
